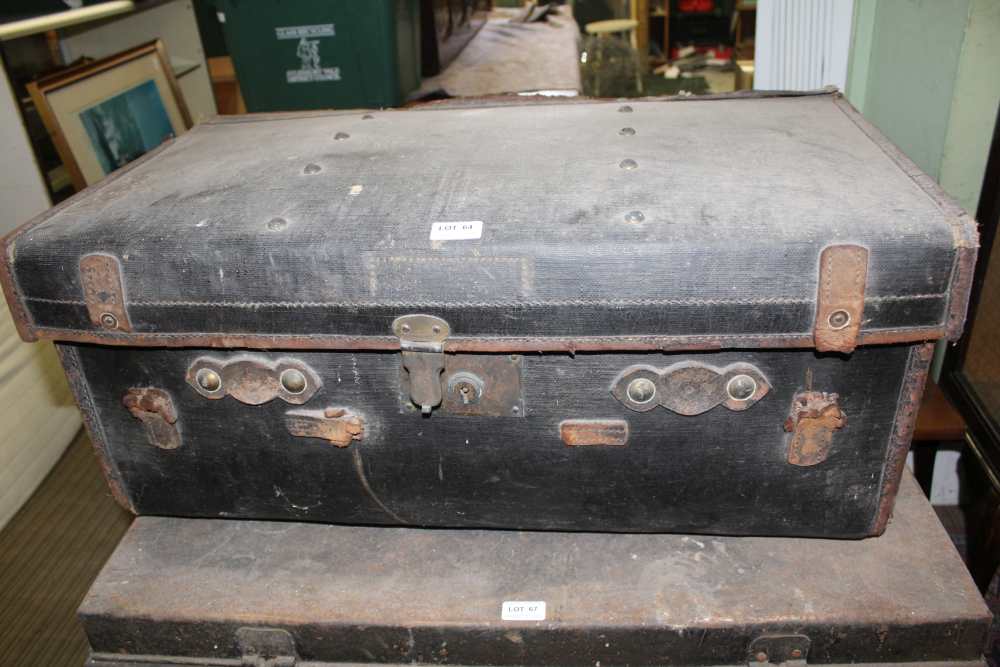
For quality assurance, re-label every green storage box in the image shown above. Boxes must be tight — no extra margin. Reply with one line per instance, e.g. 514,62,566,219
217,0,421,112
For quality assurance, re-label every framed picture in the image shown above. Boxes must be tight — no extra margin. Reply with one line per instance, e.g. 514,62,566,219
28,40,192,191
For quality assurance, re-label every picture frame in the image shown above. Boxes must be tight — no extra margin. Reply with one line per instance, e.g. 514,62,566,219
27,39,192,191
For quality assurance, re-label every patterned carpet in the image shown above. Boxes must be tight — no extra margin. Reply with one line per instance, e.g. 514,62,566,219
0,431,132,667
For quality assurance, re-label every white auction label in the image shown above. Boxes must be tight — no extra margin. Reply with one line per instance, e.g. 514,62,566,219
501,601,546,621
429,220,483,240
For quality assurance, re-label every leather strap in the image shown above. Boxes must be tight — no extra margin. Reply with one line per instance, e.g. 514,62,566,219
814,244,868,353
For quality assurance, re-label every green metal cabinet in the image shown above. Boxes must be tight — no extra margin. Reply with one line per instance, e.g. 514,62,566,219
217,0,421,111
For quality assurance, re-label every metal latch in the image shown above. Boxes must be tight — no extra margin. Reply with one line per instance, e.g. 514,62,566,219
785,390,845,466
393,314,450,414
285,407,365,447
748,634,810,666
123,388,181,450
236,627,297,667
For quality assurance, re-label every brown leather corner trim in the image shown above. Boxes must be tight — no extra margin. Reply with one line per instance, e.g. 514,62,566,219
55,344,136,514
871,342,935,535
560,419,629,447
0,237,35,341
0,137,179,343
22,326,947,352
79,254,132,332
833,95,980,342
945,244,979,341
814,244,869,353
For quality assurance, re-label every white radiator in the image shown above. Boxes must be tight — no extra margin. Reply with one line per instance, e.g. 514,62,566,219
754,0,855,92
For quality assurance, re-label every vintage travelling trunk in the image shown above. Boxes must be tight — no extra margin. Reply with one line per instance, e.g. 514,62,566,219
79,473,990,666
0,91,978,537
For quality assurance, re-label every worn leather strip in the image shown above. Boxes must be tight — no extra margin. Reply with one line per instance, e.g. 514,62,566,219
871,342,935,535
20,325,947,352
79,253,132,332
54,344,135,513
833,95,979,343
0,239,34,341
814,244,869,353
945,244,978,341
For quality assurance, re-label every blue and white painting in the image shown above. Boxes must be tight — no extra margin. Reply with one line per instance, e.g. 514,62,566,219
79,79,174,175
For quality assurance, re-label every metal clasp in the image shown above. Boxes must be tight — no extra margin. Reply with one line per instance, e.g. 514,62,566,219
785,391,846,466
123,388,181,450
285,407,365,447
393,314,450,414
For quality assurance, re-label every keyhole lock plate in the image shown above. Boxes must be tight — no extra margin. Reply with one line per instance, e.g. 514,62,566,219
399,354,524,417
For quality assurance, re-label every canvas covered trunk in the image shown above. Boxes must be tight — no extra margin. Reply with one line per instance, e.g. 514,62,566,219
0,91,978,537
78,474,990,666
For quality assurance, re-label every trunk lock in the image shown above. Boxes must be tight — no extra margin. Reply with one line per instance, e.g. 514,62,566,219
393,314,450,414
448,371,485,405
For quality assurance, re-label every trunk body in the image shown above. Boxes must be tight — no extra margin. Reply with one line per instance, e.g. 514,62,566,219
1,92,978,537
61,341,929,537
79,474,990,666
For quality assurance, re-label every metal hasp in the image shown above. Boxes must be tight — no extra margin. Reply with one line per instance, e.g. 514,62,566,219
393,314,449,414
122,388,180,450
79,253,132,331
748,634,810,665
236,627,297,667
611,361,771,415
814,244,869,353
785,391,846,466
285,407,364,447
186,356,320,405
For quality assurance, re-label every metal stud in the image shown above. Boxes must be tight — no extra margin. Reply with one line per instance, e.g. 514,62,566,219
303,163,322,174
828,309,851,329
195,368,222,393
99,312,118,329
620,158,638,170
626,377,656,404
726,375,757,401
280,368,308,394
618,105,633,113
267,217,287,231
334,131,350,140
619,127,636,136
624,210,645,223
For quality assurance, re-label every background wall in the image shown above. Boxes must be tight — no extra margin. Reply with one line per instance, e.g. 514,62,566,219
0,54,81,531
754,0,855,92
846,0,1000,215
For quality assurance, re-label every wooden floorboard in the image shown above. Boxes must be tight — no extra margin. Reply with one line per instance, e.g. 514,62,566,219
0,430,132,667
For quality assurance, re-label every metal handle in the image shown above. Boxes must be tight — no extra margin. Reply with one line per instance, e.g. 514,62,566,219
611,361,771,415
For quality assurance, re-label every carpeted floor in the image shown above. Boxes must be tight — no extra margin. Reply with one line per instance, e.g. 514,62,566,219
0,430,132,667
